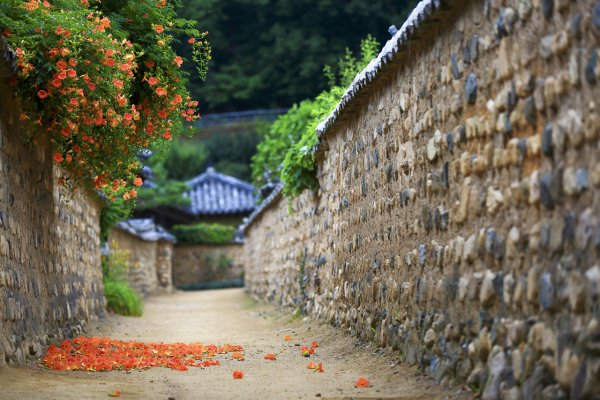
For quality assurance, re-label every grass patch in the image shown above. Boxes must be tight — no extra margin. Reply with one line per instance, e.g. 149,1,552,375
102,241,144,317
104,281,143,317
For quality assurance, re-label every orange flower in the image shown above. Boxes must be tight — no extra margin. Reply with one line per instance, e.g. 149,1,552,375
162,131,172,140
73,145,81,152
308,348,315,354
57,60,67,70
188,38,195,43
53,153,64,163
58,71,67,80
52,79,62,88
172,94,182,104
231,352,244,359
314,362,324,372
311,341,318,348
148,77,157,85
133,177,143,186
264,353,276,360
123,113,133,121
154,25,164,34
158,110,167,118
68,58,77,66
174,56,183,67
187,109,194,115
43,0,50,7
355,377,369,387
284,335,291,340
233,371,243,379
2,29,10,38
61,128,70,136
37,90,48,99
65,154,72,163
108,390,121,398
307,362,316,369
107,58,115,66
156,87,165,96
130,189,137,198
145,59,155,68
70,98,79,106
88,83,95,91
68,69,76,78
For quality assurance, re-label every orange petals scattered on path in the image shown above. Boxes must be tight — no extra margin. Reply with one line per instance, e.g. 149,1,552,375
233,370,244,379
108,390,121,397
264,353,276,360
307,362,324,372
41,337,243,372
311,341,319,348
231,352,244,359
284,335,291,340
355,377,370,387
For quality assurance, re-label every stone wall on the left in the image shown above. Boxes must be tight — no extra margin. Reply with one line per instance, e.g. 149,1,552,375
0,44,105,367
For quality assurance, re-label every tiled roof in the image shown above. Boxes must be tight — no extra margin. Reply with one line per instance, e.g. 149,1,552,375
183,167,256,215
239,182,283,233
315,0,445,145
115,218,176,242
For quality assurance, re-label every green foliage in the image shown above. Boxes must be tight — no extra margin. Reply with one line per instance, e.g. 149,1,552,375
149,139,209,183
102,241,143,316
200,123,266,182
136,138,205,210
251,101,314,184
104,281,144,317
217,253,233,270
171,0,417,113
251,35,380,200
100,198,132,242
170,222,235,245
0,0,210,199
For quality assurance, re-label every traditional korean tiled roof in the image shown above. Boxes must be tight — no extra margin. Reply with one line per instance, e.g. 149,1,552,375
182,167,257,215
115,218,176,242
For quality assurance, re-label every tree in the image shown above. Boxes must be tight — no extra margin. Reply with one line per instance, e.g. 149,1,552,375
173,0,417,113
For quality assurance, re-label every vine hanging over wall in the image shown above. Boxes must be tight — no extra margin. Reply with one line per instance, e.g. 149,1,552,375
0,0,210,201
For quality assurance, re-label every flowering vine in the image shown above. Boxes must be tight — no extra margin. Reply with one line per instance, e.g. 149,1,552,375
0,0,210,201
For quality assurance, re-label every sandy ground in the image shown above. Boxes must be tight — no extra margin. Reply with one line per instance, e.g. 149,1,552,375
0,289,472,400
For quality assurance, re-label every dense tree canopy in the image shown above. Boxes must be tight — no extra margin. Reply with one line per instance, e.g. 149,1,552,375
173,0,416,113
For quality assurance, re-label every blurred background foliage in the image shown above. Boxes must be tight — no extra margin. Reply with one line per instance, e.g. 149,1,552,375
172,0,417,113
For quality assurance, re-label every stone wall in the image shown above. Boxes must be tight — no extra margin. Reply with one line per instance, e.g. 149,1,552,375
0,46,105,366
173,243,244,288
243,0,600,397
107,228,174,296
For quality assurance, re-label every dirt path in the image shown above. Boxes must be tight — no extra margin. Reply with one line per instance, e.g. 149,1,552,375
0,289,471,400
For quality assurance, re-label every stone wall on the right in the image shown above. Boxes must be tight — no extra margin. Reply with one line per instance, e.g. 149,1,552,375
242,0,600,398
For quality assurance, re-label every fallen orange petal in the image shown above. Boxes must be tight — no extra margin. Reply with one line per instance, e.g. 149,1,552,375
264,353,276,360
231,352,244,359
311,341,319,348
284,335,292,340
314,362,324,372
308,348,315,354
355,377,369,387
108,390,121,397
233,370,244,379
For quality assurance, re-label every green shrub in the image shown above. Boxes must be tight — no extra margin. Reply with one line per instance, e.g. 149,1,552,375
103,281,144,317
170,223,235,245
251,35,380,200
102,241,143,317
